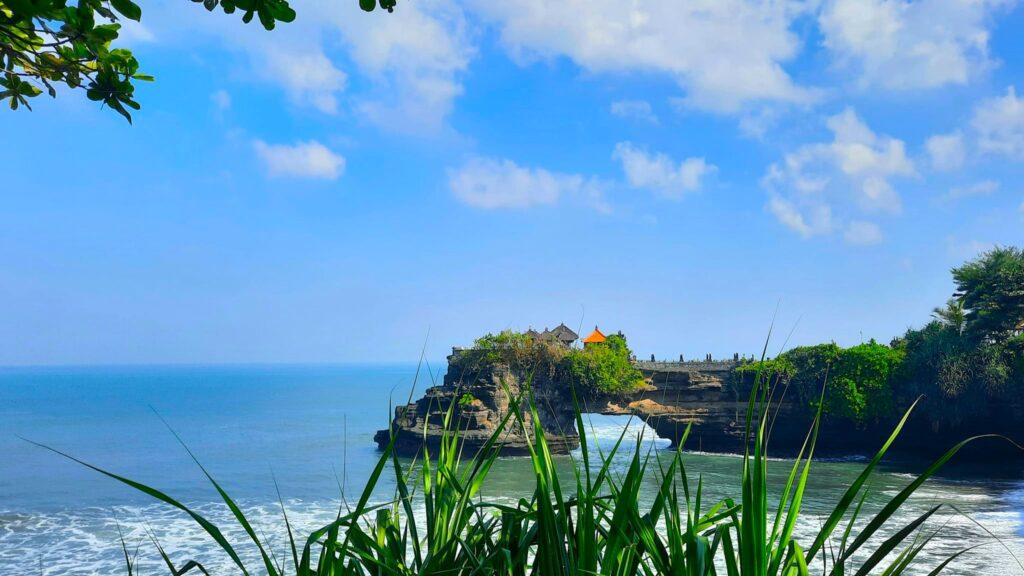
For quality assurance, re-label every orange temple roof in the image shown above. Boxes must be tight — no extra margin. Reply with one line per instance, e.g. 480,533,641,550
582,327,607,344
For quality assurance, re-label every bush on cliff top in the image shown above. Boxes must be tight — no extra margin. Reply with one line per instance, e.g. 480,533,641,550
736,341,903,424
462,329,568,375
563,333,645,394
460,330,644,394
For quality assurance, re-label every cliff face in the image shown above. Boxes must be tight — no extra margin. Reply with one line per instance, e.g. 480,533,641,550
592,362,817,453
376,355,801,456
376,355,1020,459
375,357,581,456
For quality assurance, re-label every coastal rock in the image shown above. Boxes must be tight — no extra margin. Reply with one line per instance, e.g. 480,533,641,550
376,353,1023,459
375,354,802,456
375,358,580,456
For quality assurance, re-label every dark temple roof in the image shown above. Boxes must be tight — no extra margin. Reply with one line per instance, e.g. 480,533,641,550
546,323,578,344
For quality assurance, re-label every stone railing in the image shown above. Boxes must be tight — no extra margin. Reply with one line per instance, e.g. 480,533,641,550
633,359,741,373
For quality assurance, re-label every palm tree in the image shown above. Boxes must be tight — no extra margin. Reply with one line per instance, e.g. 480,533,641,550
932,297,966,335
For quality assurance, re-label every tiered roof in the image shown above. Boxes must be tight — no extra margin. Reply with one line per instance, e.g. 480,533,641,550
582,326,607,344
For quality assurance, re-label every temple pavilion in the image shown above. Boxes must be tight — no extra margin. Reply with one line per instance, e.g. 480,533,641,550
582,326,607,347
527,323,579,348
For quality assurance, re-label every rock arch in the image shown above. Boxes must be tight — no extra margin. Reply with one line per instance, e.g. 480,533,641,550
374,354,791,456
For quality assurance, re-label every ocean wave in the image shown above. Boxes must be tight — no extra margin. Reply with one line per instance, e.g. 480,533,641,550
4,487,1024,576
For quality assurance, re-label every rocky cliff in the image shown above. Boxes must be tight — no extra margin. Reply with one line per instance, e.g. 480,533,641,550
376,352,1023,460
375,353,811,456
374,356,581,456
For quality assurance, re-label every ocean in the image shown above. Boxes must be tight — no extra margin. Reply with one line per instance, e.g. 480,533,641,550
1,364,1023,574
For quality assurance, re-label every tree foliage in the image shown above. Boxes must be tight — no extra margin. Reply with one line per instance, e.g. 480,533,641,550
899,320,1016,428
953,246,1024,344
828,341,904,422
737,341,902,424
458,330,644,395
741,247,1024,431
931,298,965,335
0,0,396,120
468,330,567,369
563,334,645,395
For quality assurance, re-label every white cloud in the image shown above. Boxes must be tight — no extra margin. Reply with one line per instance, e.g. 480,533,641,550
448,157,607,211
1019,200,1024,220
210,10,354,114
925,131,966,171
972,86,1024,158
844,220,883,246
858,177,902,214
210,89,231,111
466,0,819,113
259,51,348,114
143,5,348,115
738,108,781,140
767,192,833,238
944,179,999,202
252,140,346,180
333,0,474,133
819,0,1009,91
613,142,716,200
610,100,658,123
118,19,156,44
826,108,915,180
763,107,913,240
145,0,469,130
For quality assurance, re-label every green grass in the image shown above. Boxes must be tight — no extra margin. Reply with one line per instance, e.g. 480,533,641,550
28,355,1024,575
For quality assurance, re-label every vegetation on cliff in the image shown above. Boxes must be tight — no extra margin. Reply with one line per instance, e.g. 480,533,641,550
739,246,1024,430
738,341,904,424
457,329,644,394
562,333,645,394
459,330,569,384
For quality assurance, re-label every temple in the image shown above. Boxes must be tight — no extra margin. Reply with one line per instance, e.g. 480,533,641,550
582,326,607,346
526,323,579,348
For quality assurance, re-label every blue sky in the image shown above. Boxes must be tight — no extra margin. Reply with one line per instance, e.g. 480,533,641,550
2,0,1023,365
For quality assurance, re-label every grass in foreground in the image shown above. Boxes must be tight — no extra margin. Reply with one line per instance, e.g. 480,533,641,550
27,359,1023,575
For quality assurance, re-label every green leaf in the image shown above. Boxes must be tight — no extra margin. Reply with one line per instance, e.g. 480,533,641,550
257,6,275,30
359,0,376,11
5,0,37,18
18,83,42,97
93,24,121,42
110,0,142,21
268,1,296,22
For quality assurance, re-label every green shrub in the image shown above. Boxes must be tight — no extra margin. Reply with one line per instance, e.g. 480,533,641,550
829,341,904,422
899,320,1018,427
736,341,903,424
455,329,568,374
562,334,645,394
457,330,643,395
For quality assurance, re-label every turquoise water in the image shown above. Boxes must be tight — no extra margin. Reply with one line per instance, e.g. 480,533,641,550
1,365,1023,574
